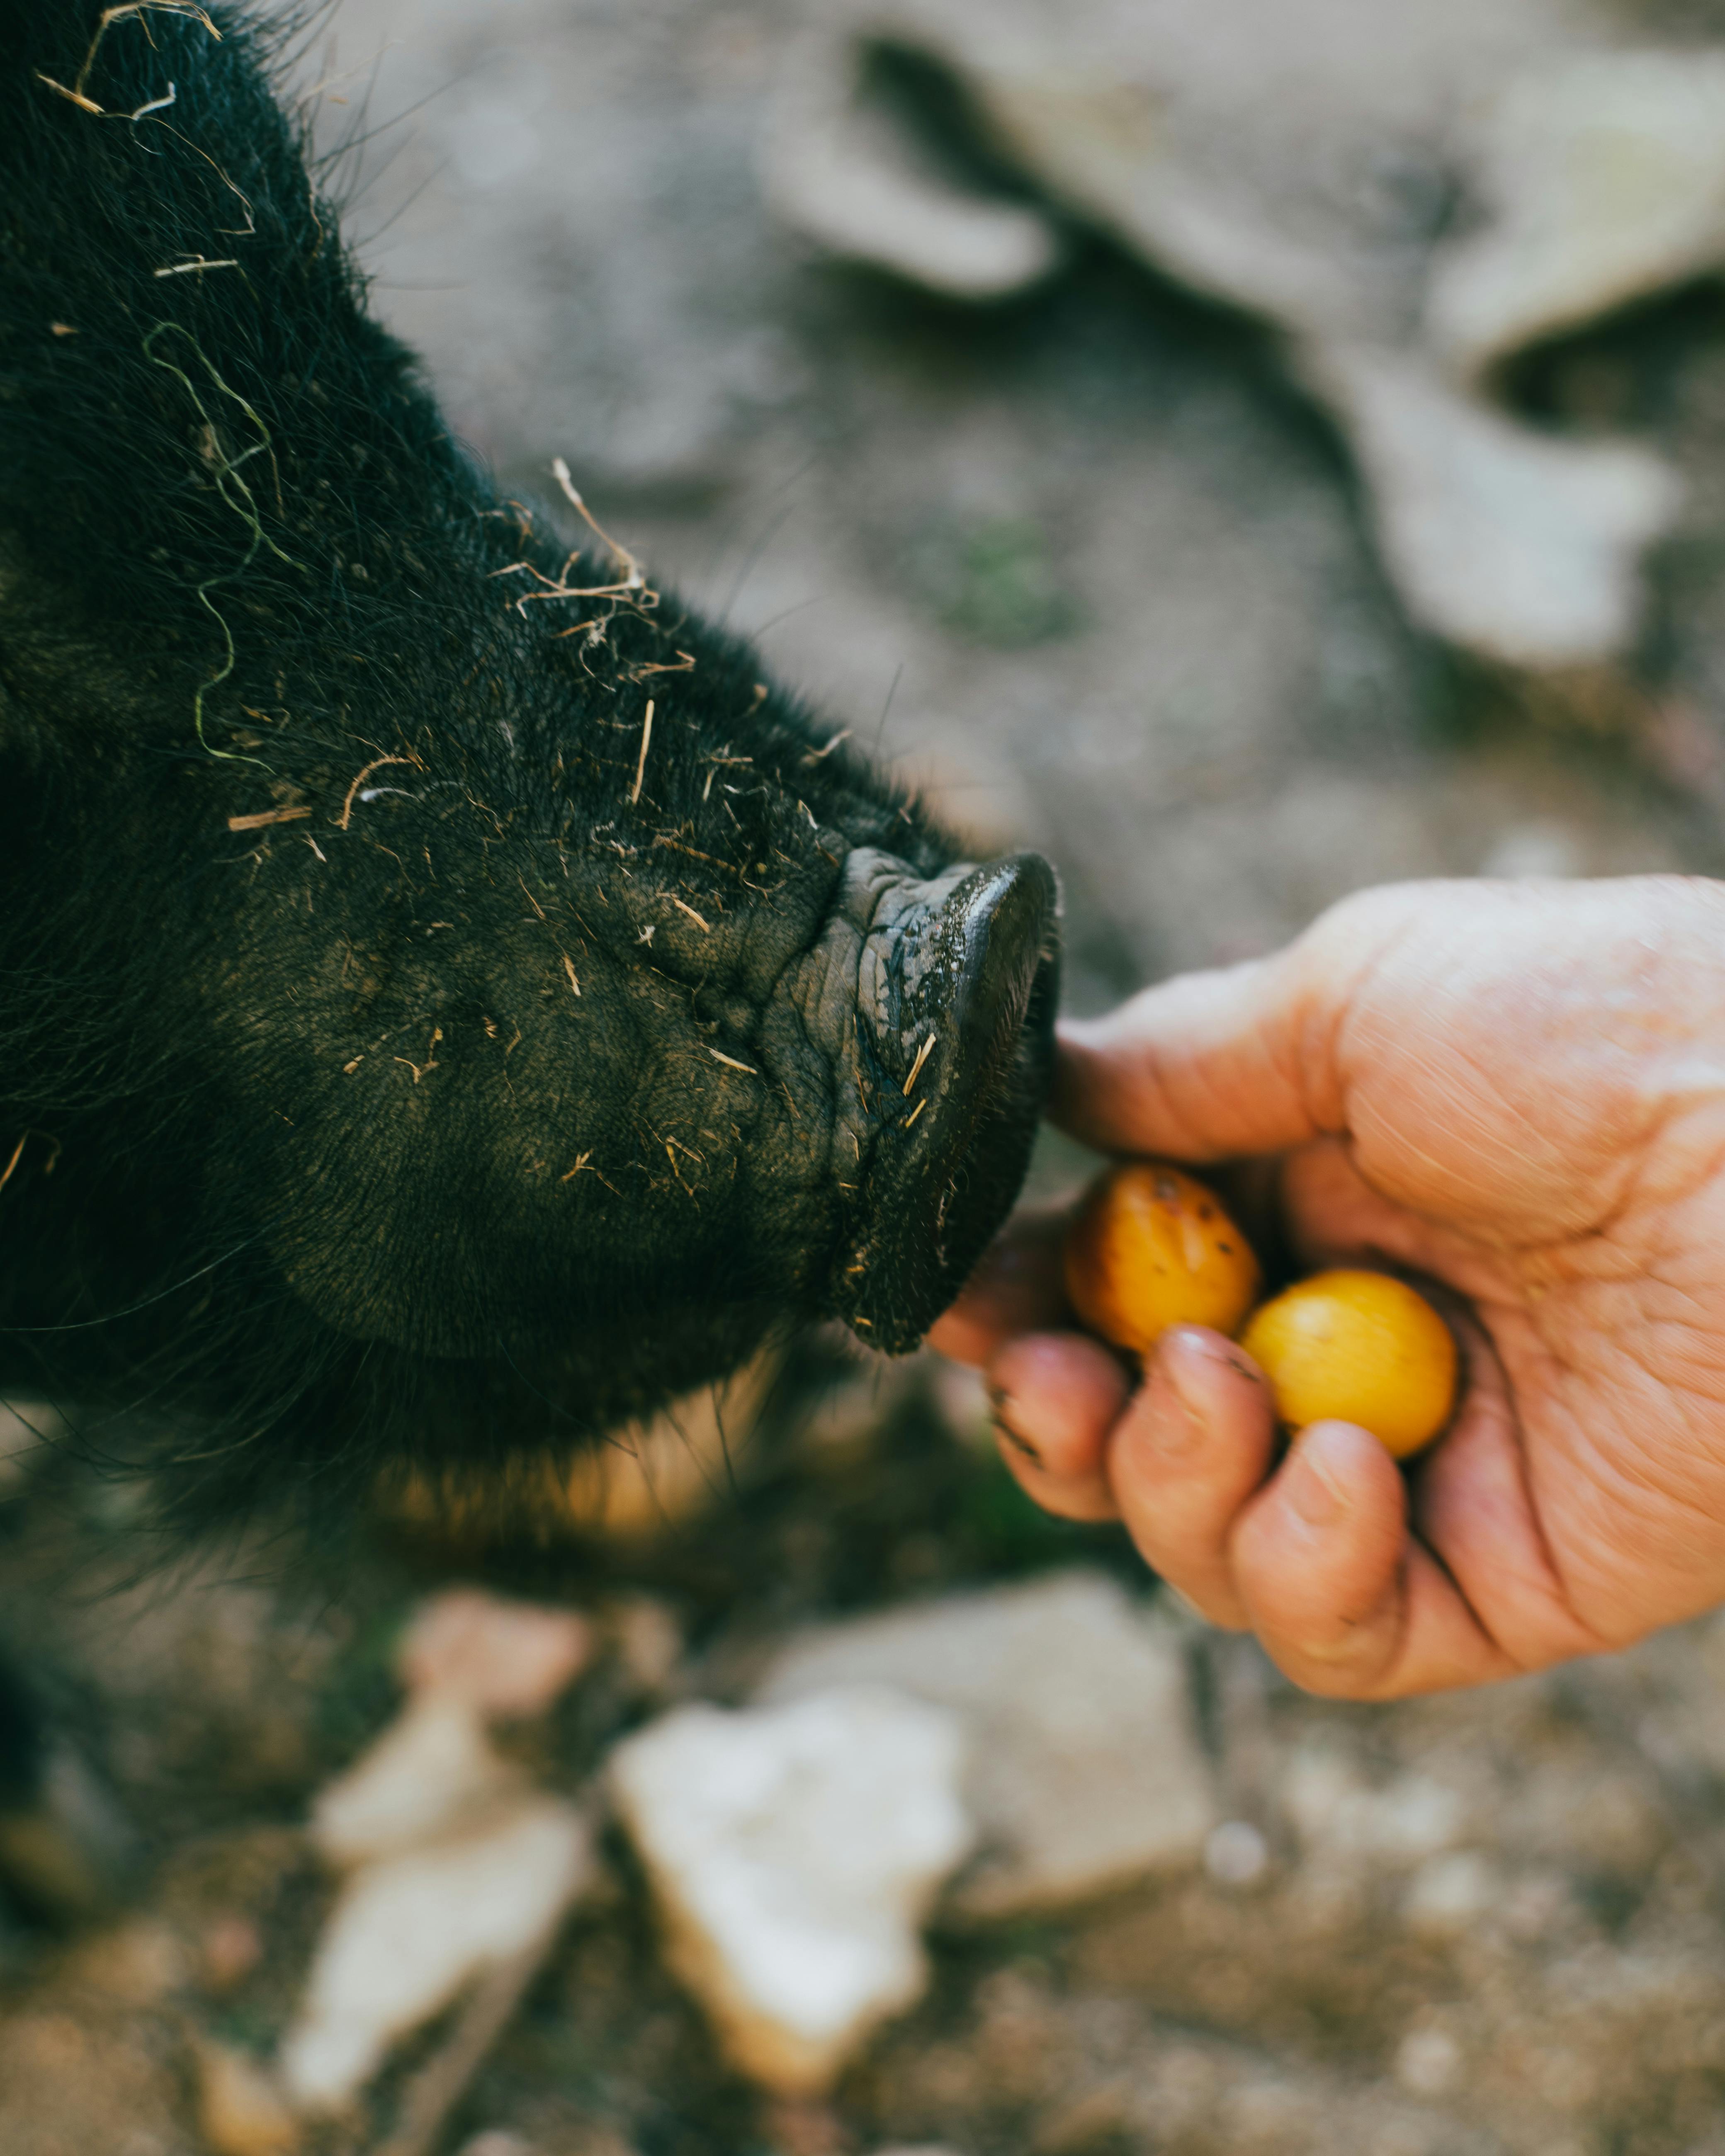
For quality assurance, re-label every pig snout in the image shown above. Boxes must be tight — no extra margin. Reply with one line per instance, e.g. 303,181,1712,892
801,849,1059,1352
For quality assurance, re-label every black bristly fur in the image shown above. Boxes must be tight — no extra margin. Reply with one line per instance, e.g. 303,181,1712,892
0,0,1056,1542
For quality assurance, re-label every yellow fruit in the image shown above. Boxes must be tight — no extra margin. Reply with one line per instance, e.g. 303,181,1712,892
1239,1270,1457,1460
1064,1162,1262,1355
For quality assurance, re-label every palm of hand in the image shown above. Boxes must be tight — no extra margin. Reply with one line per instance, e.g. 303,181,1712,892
1278,876,1725,1661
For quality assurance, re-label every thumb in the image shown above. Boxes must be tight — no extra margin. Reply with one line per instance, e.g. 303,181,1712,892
1052,890,1412,1161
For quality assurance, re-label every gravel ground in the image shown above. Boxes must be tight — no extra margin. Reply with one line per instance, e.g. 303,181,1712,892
10,3,1725,2152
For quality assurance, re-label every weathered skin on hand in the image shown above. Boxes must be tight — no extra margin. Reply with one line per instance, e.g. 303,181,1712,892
0,0,1058,1532
936,876,1725,1699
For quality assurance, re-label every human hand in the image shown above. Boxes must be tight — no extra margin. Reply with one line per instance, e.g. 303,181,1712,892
931,876,1725,1697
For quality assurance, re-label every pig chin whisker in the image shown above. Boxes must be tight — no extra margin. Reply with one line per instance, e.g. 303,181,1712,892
0,1232,267,1334
491,1337,591,1432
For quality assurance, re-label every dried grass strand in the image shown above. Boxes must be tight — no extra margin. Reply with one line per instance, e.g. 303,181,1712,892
37,2,219,114
0,1134,28,1196
629,699,654,807
336,753,420,830
550,455,646,592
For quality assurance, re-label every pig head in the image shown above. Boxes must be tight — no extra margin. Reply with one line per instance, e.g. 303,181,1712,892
0,0,1058,1526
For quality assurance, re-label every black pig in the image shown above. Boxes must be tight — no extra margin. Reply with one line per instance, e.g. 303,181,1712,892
0,0,1059,1542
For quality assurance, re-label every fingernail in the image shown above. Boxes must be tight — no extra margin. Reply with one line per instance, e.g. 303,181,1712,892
1166,1325,1261,1386
1285,1439,1345,1528
1146,1356,1206,1458
1156,1327,1252,1456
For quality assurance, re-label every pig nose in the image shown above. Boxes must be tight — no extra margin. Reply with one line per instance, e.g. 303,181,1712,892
830,850,1060,1351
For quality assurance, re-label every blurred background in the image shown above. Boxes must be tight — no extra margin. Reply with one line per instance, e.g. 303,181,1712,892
12,1,1725,2151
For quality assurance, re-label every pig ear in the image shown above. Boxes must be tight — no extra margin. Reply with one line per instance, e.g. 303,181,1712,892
832,852,1060,1353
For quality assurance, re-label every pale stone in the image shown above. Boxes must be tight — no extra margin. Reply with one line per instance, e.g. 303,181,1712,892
756,1571,1214,1917
767,0,1562,349
761,0,1702,675
310,1694,522,1867
1427,54,1725,379
279,1795,594,2112
397,1589,594,1719
763,41,1061,301
1311,346,1679,670
287,1658,598,2112
194,2039,301,2156
608,1687,974,2095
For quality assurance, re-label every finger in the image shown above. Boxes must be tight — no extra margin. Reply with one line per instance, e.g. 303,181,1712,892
1411,1304,1608,1666
1231,1421,1521,1697
927,1206,1074,1367
1052,962,1320,1161
985,1332,1127,1522
1105,1326,1279,1628
1051,886,1423,1162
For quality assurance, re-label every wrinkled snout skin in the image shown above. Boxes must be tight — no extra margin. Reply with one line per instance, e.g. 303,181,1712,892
0,1,1059,1529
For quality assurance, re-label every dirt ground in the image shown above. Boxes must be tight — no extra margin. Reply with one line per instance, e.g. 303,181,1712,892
11,2,1725,2152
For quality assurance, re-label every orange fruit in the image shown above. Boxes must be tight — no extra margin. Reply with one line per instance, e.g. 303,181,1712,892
1064,1162,1262,1355
1239,1269,1457,1460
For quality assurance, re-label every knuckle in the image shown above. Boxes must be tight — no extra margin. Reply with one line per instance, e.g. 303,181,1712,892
1258,1594,1402,1690
1271,1629,1395,1697
1284,1658,1381,1701
1308,881,1408,956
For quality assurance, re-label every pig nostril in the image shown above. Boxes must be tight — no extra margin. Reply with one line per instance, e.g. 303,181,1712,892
829,850,1060,1352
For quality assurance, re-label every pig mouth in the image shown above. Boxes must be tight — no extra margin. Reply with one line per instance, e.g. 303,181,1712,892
828,851,1060,1353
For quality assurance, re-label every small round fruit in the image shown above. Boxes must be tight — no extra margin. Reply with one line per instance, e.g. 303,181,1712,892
1064,1162,1262,1355
1239,1270,1458,1460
